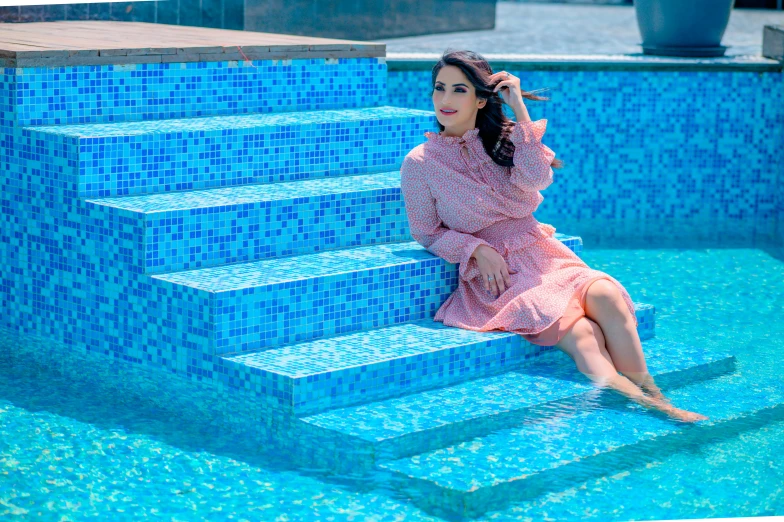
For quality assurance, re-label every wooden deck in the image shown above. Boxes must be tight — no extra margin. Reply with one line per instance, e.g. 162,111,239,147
0,21,385,68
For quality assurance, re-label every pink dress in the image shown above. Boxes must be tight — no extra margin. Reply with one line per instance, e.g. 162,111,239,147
399,119,637,346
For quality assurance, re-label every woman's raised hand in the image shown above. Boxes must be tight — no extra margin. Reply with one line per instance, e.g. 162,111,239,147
490,70,522,107
471,245,517,298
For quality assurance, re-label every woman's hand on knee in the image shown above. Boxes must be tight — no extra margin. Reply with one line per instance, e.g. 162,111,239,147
471,245,517,298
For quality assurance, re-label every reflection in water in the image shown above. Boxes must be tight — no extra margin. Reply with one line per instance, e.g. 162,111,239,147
1,245,784,520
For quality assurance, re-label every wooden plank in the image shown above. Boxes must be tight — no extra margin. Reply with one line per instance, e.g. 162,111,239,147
0,34,108,51
0,21,384,64
0,41,51,51
0,23,373,48
68,22,371,44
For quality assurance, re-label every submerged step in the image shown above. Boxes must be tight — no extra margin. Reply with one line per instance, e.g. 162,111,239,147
23,106,432,198
300,338,734,464
150,235,631,356
220,301,653,415
378,349,770,519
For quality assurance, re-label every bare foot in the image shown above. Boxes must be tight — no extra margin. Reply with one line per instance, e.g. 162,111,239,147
666,408,709,423
643,397,709,423
591,374,708,423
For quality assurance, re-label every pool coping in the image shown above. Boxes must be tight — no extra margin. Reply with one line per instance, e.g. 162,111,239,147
386,52,783,72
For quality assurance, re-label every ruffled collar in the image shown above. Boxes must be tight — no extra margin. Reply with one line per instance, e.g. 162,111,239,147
424,127,481,143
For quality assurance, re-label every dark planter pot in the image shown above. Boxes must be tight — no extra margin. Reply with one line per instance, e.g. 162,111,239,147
634,0,736,57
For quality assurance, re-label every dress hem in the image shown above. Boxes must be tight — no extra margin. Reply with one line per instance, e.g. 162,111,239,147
434,274,638,348
518,275,615,346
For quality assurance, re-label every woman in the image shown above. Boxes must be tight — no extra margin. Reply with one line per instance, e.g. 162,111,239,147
400,50,707,423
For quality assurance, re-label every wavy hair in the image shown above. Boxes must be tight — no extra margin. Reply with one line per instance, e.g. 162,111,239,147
430,49,564,170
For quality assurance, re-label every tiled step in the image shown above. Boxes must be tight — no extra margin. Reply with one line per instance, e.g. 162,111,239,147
150,235,615,356
86,171,585,274
219,304,654,415
12,57,389,127
299,339,734,466
378,350,777,519
87,170,408,274
22,106,432,198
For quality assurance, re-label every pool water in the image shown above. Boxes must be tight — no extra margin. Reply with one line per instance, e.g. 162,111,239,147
1,244,783,520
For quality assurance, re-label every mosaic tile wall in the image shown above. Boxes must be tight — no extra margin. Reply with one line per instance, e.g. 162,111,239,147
1,57,658,417
13,58,388,126
36,105,430,198
779,76,784,247
387,67,784,247
3,55,766,421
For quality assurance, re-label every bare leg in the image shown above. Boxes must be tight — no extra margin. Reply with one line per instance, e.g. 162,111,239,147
554,317,707,423
583,280,669,401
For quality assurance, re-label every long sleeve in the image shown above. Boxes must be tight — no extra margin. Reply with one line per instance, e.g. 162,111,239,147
508,118,556,192
400,154,492,282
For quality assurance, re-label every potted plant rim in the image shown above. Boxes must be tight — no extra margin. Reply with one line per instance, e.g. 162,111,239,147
634,0,736,57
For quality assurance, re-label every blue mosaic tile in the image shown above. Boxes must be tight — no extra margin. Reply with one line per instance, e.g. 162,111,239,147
1,81,619,390
387,67,783,244
221,303,651,415
299,338,735,463
0,58,779,468
87,170,409,273
22,105,432,197
87,174,587,275
11,58,388,126
377,345,773,518
150,235,606,355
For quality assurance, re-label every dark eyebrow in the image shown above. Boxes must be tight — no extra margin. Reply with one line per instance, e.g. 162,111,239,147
435,81,469,87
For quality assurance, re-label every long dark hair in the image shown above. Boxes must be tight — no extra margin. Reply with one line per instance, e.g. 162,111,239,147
430,49,564,170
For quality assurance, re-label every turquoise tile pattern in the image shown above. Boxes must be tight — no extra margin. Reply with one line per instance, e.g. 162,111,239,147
218,300,652,413
11,58,388,126
1,51,781,520
386,67,783,244
1,56,657,414
378,359,778,519
87,171,408,273
26,106,432,197
299,337,732,461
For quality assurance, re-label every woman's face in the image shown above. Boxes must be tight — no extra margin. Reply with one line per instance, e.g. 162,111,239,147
432,65,486,137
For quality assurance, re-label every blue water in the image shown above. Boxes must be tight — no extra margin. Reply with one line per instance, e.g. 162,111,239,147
1,245,783,520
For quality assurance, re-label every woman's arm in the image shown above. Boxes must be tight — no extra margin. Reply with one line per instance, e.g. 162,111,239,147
506,118,556,192
400,154,492,282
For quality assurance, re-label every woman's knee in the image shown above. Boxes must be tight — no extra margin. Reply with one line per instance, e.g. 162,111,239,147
585,279,629,317
585,279,621,304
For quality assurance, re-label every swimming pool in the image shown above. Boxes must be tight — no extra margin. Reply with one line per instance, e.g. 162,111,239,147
1,34,782,520
2,241,782,520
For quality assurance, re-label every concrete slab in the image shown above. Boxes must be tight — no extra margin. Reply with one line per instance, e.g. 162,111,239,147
377,3,784,58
